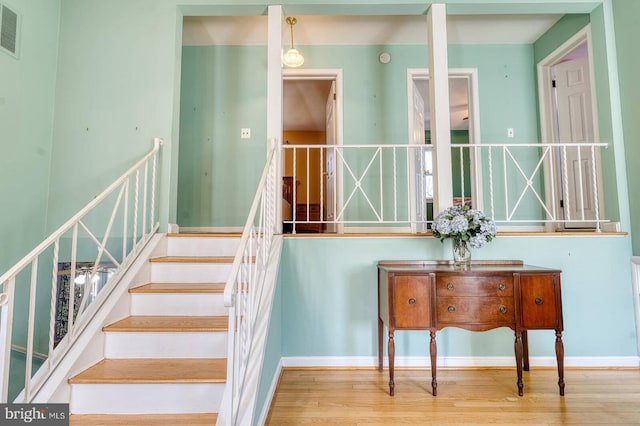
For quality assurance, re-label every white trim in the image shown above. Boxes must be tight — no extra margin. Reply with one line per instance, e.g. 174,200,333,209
343,226,413,234
256,358,284,426
537,24,605,232
407,68,483,213
427,5,453,215
496,225,545,233
268,6,283,234
283,68,344,234
281,355,640,369
179,226,244,233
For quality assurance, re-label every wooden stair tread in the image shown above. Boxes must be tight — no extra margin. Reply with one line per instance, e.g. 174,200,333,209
69,358,226,384
130,282,225,293
103,316,228,332
69,413,218,425
149,256,236,263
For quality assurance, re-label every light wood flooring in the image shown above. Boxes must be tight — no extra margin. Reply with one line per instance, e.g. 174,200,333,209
265,367,640,425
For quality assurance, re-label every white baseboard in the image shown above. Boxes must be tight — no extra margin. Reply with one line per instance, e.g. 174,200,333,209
167,223,180,233
281,355,640,368
256,358,284,426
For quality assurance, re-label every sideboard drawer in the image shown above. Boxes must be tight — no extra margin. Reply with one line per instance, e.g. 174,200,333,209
436,274,513,297
392,275,430,329
437,297,514,324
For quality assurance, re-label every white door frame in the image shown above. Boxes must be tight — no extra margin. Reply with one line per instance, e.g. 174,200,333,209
537,24,604,231
283,69,344,233
407,68,483,229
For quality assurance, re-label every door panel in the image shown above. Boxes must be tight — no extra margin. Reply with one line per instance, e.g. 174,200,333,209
553,55,599,227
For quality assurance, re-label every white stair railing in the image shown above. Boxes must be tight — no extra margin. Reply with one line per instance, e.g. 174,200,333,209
282,142,609,231
0,138,162,403
220,139,278,426
458,142,608,229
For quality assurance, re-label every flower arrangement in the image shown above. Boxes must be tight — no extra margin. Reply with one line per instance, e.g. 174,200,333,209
432,204,497,248
432,205,496,267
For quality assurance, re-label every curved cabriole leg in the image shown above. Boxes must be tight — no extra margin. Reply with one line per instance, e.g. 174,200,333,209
556,330,565,396
430,330,438,396
388,331,395,396
514,331,524,396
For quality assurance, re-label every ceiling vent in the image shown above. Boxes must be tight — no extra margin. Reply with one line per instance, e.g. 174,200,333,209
0,3,20,58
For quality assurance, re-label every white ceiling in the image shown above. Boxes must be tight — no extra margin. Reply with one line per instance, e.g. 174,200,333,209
183,14,563,46
183,14,563,132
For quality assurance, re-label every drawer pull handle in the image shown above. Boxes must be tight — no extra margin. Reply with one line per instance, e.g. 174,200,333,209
448,305,456,313
535,298,543,305
408,298,416,305
447,283,454,290
499,305,507,314
498,283,506,291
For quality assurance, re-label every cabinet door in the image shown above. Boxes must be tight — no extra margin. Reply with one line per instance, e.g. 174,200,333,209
392,275,430,329
520,273,561,329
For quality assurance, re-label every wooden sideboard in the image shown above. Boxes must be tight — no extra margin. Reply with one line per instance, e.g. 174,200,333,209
377,260,564,397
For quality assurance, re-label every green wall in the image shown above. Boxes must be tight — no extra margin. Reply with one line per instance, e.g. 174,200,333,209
179,43,541,227
178,46,267,227
0,0,60,272
278,236,637,358
46,0,182,232
612,0,640,255
0,0,635,418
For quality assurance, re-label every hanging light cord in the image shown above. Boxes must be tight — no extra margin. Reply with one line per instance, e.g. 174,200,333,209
287,17,297,49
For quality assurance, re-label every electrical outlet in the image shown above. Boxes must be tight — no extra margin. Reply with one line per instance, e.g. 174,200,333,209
241,128,251,139
507,128,514,138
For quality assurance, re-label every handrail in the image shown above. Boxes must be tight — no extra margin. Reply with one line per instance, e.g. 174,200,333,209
220,139,278,426
0,139,162,286
0,138,162,403
281,142,609,231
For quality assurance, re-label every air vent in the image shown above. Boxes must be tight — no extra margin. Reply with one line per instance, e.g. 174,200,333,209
0,3,20,58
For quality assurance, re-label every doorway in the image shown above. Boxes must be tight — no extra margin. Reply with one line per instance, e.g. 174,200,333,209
282,69,343,234
538,25,604,230
407,68,482,232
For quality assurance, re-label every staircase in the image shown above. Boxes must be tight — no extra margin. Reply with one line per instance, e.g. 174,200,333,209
68,233,240,425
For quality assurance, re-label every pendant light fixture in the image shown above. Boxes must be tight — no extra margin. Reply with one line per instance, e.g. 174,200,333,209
283,17,304,68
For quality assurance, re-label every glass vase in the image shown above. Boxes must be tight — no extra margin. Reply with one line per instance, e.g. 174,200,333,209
452,239,471,269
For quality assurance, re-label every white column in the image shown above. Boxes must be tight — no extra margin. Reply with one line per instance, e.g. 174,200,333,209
267,5,283,233
427,4,453,215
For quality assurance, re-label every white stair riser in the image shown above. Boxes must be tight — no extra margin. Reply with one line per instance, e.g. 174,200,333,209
150,262,232,283
70,383,224,414
167,237,240,257
131,293,228,316
104,332,227,359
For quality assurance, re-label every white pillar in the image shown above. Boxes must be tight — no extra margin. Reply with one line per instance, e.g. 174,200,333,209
267,5,283,233
427,4,453,214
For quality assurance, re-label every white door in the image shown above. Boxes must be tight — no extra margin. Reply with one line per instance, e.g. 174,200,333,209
553,55,599,227
325,80,337,233
412,82,428,233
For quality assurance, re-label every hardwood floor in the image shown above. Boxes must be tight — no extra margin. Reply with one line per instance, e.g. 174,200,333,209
265,368,640,425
